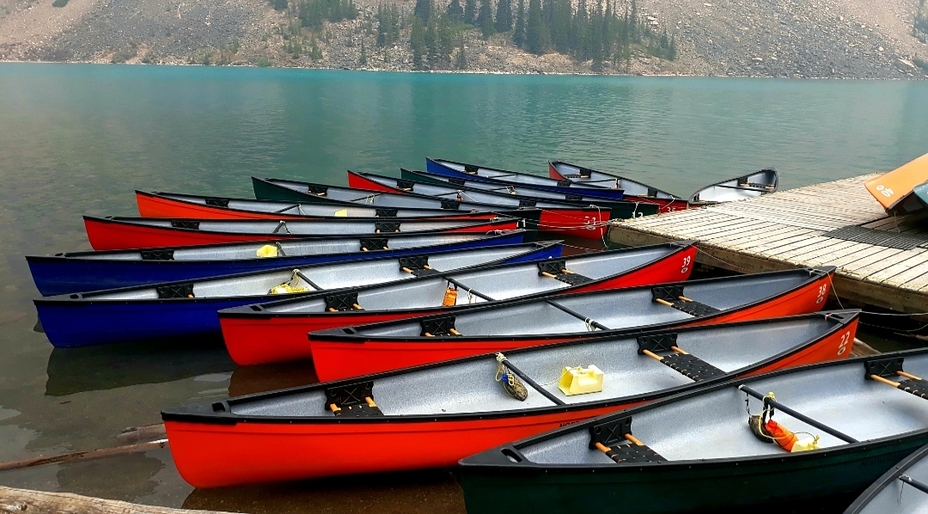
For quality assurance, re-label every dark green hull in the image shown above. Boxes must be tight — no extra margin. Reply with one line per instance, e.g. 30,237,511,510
461,435,928,514
399,169,659,219
252,177,335,204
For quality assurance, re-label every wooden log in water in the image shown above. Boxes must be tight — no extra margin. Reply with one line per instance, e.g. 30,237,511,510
0,486,236,514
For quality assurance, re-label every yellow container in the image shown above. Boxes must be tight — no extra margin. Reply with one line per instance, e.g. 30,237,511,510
256,245,278,258
557,365,604,396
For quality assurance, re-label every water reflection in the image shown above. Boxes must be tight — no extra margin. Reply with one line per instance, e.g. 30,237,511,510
183,469,465,514
229,360,319,397
45,338,235,397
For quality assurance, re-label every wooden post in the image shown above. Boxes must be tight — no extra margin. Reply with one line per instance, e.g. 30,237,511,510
0,486,236,514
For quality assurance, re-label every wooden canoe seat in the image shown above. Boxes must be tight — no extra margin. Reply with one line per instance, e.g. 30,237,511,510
651,285,720,317
589,416,666,464
156,283,195,299
421,315,462,337
538,260,593,286
866,356,928,399
359,237,389,252
324,381,384,417
399,255,438,277
325,291,363,312
637,333,724,382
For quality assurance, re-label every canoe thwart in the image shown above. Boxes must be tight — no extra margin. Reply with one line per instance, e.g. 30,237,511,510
870,374,928,399
140,249,175,261
739,385,858,443
589,416,667,464
325,381,383,417
420,315,460,337
359,237,389,252
156,283,194,299
899,474,928,495
324,291,362,312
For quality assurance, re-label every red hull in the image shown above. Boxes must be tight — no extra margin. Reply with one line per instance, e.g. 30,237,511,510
83,217,521,250
165,317,856,488
309,271,834,381
135,191,499,222
349,171,609,240
547,163,687,213
221,245,697,365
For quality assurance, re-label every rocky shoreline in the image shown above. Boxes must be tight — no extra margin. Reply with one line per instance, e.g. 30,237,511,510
0,0,926,79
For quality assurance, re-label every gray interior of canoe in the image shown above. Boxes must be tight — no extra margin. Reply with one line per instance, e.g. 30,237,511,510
857,447,928,514
77,233,493,261
691,169,778,203
72,245,537,300
261,246,675,313
133,218,485,235
163,194,473,219
516,352,928,467
551,163,675,199
350,271,815,337
438,161,571,188
271,179,488,209
228,315,844,418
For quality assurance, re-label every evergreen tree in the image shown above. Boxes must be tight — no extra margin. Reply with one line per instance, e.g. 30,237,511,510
414,0,432,23
525,0,547,54
629,0,639,42
359,39,368,64
446,0,464,23
476,0,491,30
512,0,525,46
410,16,427,69
455,36,467,68
375,3,400,47
464,0,477,25
271,0,288,12
495,0,512,32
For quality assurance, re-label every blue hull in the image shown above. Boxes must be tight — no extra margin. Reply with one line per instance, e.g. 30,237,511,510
425,160,626,201
27,233,526,296
34,242,562,348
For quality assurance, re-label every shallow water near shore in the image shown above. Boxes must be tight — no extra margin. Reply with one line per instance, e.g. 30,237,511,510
1,63,928,512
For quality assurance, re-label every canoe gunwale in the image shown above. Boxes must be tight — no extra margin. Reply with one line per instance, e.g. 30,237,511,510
459,347,928,473
842,441,928,513
216,241,696,320
312,266,837,344
547,160,680,201
162,310,859,426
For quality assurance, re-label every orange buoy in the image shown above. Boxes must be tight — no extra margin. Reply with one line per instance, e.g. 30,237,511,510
764,420,798,452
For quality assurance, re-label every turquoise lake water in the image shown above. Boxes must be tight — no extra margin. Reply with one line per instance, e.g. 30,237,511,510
0,63,927,511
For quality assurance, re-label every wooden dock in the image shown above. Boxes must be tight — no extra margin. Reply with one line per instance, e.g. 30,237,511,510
609,174,928,315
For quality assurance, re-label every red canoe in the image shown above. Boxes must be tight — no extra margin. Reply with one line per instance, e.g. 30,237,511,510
135,190,507,222
346,170,613,241
219,241,697,365
308,266,837,381
162,310,860,487
83,216,523,250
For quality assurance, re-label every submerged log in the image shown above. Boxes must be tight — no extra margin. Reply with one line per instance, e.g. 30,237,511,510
0,486,236,514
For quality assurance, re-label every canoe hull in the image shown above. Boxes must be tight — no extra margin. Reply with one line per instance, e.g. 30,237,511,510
547,162,686,213
164,316,855,488
83,217,522,250
26,232,526,296
309,271,833,381
460,435,928,514
221,243,698,366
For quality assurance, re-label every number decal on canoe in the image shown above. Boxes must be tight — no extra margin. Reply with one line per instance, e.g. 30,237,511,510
816,284,828,304
837,331,851,356
875,184,895,198
681,256,691,274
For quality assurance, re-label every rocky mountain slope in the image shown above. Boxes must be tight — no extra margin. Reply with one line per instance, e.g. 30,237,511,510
0,0,926,78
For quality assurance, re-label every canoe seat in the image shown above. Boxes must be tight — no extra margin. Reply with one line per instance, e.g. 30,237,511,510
420,315,461,337
156,283,194,299
658,353,725,382
440,200,460,210
637,334,724,382
170,221,200,230
204,197,229,208
359,238,389,252
590,416,667,464
325,382,384,417
140,249,175,261
537,260,593,286
375,208,398,218
651,285,720,317
306,185,327,196
866,356,928,399
375,221,401,233
399,255,438,277
325,291,363,312
396,179,415,191
895,380,928,398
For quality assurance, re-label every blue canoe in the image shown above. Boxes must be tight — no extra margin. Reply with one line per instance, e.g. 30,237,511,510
425,158,627,201
27,230,528,296
35,240,562,348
